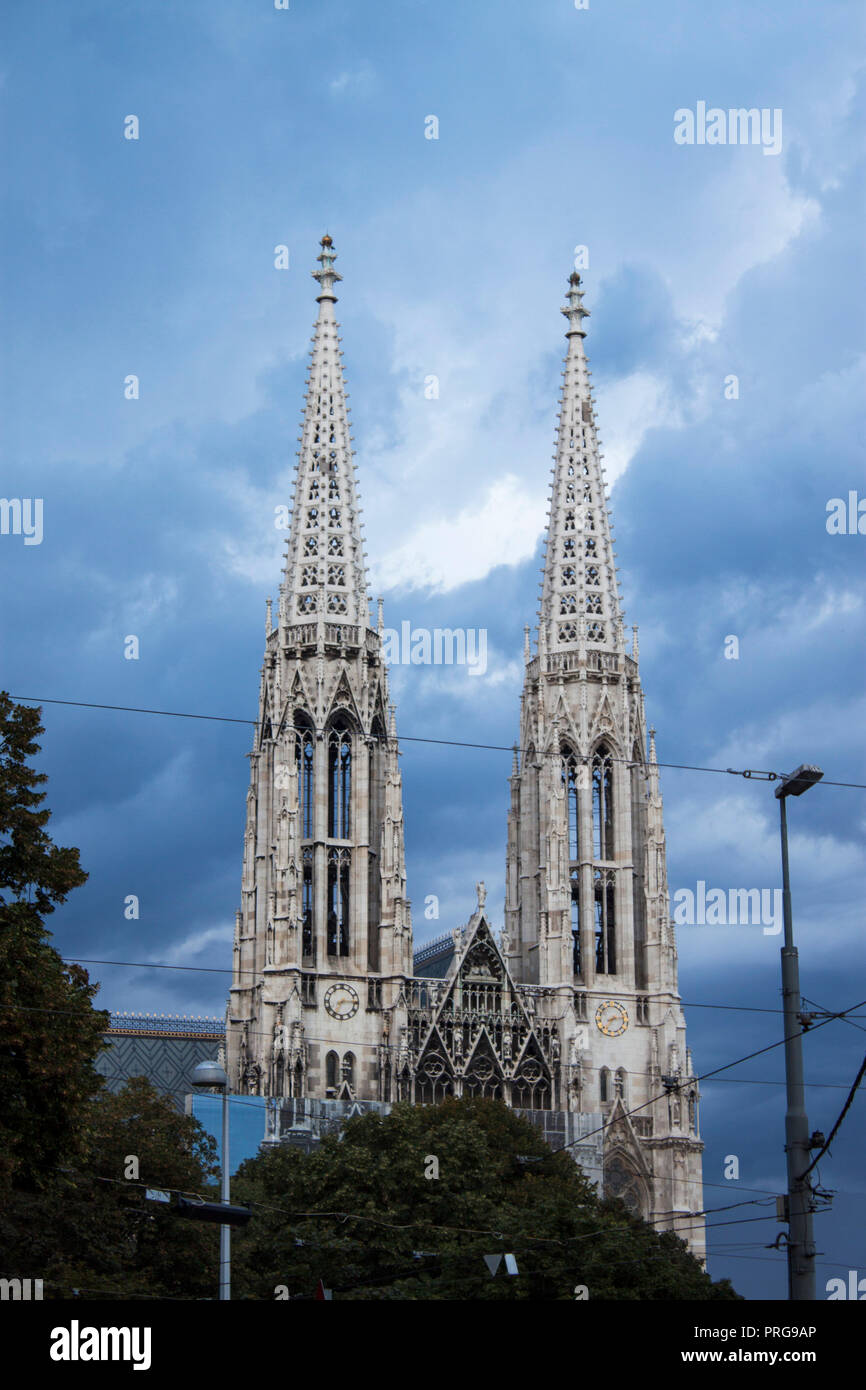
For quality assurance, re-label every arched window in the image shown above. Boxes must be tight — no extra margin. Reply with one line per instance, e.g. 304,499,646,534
325,1051,338,1092
368,717,385,965
415,1052,453,1106
592,746,614,859
341,1052,355,1093
327,849,350,956
295,714,315,839
631,743,648,991
301,848,314,960
600,1067,610,1103
561,747,581,860
594,869,616,974
328,723,352,839
570,873,581,976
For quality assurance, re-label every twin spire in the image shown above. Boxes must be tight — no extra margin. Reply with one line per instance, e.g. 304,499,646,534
280,241,622,667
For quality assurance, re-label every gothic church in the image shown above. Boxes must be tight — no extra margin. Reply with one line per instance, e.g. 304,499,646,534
225,237,705,1260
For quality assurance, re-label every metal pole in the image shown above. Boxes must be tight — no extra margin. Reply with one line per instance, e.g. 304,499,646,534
779,794,815,1300
220,1084,231,1301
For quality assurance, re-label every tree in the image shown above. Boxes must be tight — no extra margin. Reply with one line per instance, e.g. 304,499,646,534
0,694,108,1190
0,1077,220,1299
231,1098,741,1300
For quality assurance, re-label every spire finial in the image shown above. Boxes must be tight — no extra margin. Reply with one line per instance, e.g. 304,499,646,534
561,269,590,338
312,233,342,303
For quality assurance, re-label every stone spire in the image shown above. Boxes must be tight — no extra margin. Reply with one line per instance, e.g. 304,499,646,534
227,237,411,1109
279,236,370,636
539,272,622,661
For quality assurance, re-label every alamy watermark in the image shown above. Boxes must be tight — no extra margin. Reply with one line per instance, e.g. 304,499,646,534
674,103,782,156
0,498,43,545
0,1277,43,1300
382,622,487,677
673,881,782,936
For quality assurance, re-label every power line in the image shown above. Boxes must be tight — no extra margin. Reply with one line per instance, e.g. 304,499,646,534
799,1051,866,1181
6,990,863,1094
9,692,865,789
44,951,866,1026
5,997,860,1093
549,998,866,1152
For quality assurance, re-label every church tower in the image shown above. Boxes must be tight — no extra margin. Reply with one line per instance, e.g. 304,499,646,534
226,237,412,1103
504,270,705,1256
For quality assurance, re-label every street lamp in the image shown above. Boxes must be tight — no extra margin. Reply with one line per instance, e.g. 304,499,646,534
774,763,823,1301
191,1060,231,1301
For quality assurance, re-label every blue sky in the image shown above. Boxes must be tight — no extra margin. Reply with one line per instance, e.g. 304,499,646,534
2,0,864,1299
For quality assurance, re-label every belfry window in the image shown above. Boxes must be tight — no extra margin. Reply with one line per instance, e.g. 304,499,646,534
562,749,581,859
571,875,581,976
600,1067,610,1103
328,726,352,839
295,716,315,839
592,748,614,859
327,849,350,956
301,849,314,958
594,869,616,974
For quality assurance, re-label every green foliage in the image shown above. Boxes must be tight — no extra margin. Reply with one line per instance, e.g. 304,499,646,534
232,1098,741,1300
0,1077,220,1300
0,694,108,1189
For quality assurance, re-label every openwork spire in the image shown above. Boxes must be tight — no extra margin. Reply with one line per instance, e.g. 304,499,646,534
539,271,623,659
280,236,370,636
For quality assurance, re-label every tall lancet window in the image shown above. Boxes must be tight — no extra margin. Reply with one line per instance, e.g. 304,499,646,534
594,869,616,974
367,717,386,966
570,875,581,975
301,848,314,960
327,848,350,956
562,746,582,977
295,714,315,840
562,748,581,860
328,723,352,839
592,746,614,860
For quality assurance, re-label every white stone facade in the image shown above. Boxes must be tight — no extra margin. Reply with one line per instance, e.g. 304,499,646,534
226,240,705,1261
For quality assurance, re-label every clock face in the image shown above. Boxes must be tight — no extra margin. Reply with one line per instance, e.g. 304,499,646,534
324,983,360,1021
595,1000,629,1037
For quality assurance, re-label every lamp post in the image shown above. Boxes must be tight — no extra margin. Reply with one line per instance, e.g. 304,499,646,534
192,1060,231,1301
774,763,822,1301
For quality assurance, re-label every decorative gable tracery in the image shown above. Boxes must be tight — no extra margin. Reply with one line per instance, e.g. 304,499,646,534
407,915,560,1110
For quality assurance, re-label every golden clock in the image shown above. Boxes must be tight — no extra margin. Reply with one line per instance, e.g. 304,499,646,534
595,1000,628,1037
